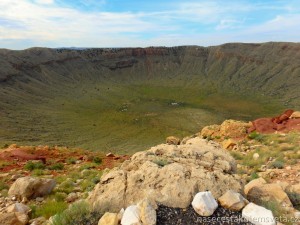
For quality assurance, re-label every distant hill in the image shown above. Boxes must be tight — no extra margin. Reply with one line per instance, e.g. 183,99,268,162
0,42,299,152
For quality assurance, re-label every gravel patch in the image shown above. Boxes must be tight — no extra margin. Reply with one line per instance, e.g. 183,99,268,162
157,205,253,225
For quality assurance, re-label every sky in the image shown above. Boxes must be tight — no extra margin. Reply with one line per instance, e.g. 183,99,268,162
0,0,299,49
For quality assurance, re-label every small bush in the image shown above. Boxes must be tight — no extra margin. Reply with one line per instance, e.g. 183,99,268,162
32,169,45,176
80,163,97,170
24,161,45,171
31,200,68,219
66,158,76,164
248,131,264,141
286,191,300,207
56,179,74,194
153,159,169,167
51,201,102,225
48,163,64,170
270,160,284,169
230,152,243,160
249,172,259,181
93,157,102,164
53,192,67,202
0,181,9,191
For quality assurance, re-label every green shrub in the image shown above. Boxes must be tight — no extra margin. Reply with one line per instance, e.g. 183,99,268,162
92,157,102,164
31,200,68,219
32,169,45,176
51,201,102,225
0,181,8,191
53,192,67,202
249,172,259,181
79,163,97,170
56,179,74,194
270,160,284,169
230,151,243,160
48,163,64,170
24,161,45,171
248,131,264,141
66,158,76,164
286,191,300,207
153,159,169,167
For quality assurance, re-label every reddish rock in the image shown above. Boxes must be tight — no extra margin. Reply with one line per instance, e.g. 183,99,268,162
248,110,300,134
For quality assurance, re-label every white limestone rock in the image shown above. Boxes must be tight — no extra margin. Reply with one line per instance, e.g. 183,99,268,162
242,203,276,225
192,191,218,216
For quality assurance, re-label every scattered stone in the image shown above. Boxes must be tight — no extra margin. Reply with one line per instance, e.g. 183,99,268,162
35,197,44,202
6,203,31,214
218,190,248,211
0,212,29,225
192,191,218,216
98,212,119,225
246,182,293,207
137,198,157,225
121,205,141,225
65,192,78,203
222,139,236,149
242,202,275,225
290,111,300,119
244,178,266,195
106,153,115,157
253,153,260,160
166,136,180,145
8,177,56,200
29,216,47,225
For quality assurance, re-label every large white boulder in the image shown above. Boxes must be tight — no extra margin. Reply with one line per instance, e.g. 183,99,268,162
121,205,141,225
192,191,218,216
242,203,276,225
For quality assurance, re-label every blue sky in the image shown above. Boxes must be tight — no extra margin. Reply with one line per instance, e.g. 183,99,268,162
0,0,299,49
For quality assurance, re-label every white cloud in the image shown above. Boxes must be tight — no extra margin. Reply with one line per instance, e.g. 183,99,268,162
0,0,299,49
35,0,55,4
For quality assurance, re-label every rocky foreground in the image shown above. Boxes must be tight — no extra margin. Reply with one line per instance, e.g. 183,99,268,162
0,111,300,225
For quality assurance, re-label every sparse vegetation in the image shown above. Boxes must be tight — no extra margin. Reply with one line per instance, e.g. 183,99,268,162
269,160,285,169
51,201,102,225
24,161,46,171
153,159,169,167
48,163,64,170
30,200,68,219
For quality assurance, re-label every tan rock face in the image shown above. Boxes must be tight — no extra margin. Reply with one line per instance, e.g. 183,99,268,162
222,139,237,149
290,111,300,119
244,178,267,195
166,136,181,145
0,212,29,225
218,190,248,211
8,177,56,200
98,212,119,225
88,137,244,212
201,120,250,140
245,179,293,207
6,203,31,214
200,125,221,138
219,120,251,139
